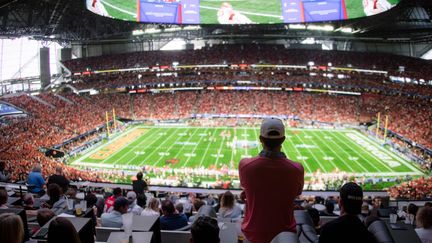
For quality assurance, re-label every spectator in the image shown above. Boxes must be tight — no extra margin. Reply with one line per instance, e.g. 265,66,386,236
23,193,36,210
160,199,188,230
176,202,184,214
0,161,11,182
130,193,147,215
239,118,304,243
44,183,67,215
126,191,137,212
141,198,160,216
415,206,432,243
218,191,242,219
319,182,377,243
320,201,337,216
101,197,128,227
0,189,8,209
132,171,148,195
190,216,220,243
408,203,419,224
0,213,24,243
104,187,122,213
28,164,46,195
34,208,56,234
47,166,70,194
47,217,81,243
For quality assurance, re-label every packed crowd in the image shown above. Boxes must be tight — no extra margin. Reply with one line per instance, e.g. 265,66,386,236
63,44,432,80
388,177,432,200
71,69,432,98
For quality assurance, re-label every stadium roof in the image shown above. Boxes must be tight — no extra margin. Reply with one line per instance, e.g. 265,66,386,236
0,0,431,44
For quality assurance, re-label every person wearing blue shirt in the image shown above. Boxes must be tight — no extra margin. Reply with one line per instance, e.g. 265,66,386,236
160,199,188,230
27,165,46,195
101,197,129,228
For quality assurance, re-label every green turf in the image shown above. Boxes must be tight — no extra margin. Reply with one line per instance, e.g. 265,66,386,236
345,0,401,19
72,126,423,177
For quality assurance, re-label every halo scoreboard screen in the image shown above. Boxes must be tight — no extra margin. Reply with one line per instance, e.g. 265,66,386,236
86,0,401,24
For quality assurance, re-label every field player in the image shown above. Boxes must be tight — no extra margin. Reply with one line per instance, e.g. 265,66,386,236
217,2,253,24
363,0,392,16
239,118,304,243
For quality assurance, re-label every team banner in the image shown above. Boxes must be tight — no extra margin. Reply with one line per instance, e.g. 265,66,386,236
87,0,401,24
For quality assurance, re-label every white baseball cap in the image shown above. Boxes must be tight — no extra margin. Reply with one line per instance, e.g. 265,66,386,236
260,118,285,139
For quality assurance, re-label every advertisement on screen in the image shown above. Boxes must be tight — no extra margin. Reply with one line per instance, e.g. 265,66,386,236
86,0,401,24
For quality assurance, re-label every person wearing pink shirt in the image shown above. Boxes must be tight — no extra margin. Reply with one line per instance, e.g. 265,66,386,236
239,118,304,243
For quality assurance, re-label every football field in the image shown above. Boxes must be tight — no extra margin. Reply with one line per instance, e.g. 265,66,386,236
72,126,423,178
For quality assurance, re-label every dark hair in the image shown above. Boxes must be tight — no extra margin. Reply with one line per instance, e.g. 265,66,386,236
175,203,184,214
424,202,432,208
161,199,175,215
47,184,61,204
193,199,205,212
48,217,81,243
260,136,285,150
0,189,7,206
37,208,55,227
113,188,122,197
407,203,419,215
85,192,98,208
307,208,320,227
113,197,128,211
0,161,5,170
325,201,335,214
191,216,220,243
340,182,363,215
137,172,143,180
220,191,235,209
136,194,147,208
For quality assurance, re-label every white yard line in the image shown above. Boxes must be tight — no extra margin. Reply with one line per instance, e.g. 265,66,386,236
315,130,363,173
252,127,261,154
101,128,155,164
122,128,165,166
354,131,422,173
215,128,228,168
158,127,201,166
72,127,145,164
198,128,221,168
334,132,395,172
283,132,313,173
146,128,182,166
294,132,327,173
302,130,341,172
183,128,210,167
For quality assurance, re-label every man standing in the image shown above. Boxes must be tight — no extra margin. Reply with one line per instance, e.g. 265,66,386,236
47,166,70,194
318,182,377,243
239,118,304,243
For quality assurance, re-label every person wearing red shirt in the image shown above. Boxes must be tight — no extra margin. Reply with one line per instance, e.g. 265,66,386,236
103,187,122,213
239,118,304,243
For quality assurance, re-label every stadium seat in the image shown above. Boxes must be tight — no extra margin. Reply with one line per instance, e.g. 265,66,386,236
219,222,240,243
95,226,122,242
160,230,191,243
271,231,300,243
294,210,319,243
367,220,395,243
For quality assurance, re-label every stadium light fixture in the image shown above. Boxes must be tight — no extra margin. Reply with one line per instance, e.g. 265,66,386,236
307,25,334,31
288,24,306,30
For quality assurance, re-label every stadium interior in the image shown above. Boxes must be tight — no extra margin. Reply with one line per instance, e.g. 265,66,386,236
0,0,432,242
